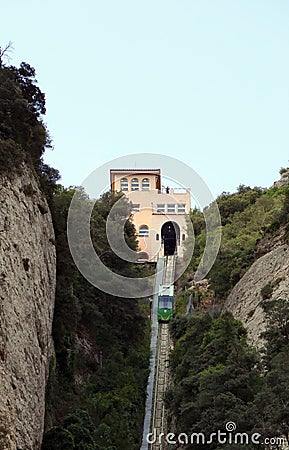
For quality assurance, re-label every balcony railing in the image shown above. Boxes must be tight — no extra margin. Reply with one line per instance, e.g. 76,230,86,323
160,187,190,195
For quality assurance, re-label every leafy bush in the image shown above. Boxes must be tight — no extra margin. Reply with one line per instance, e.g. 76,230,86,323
260,283,273,300
42,410,96,450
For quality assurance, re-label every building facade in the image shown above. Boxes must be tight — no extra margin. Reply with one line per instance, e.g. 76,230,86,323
110,169,191,262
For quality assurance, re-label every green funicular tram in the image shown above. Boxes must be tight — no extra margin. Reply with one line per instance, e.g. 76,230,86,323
158,284,174,322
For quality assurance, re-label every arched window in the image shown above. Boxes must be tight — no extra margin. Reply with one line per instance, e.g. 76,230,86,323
120,178,128,191
131,178,139,191
138,251,149,260
142,178,150,191
139,225,149,237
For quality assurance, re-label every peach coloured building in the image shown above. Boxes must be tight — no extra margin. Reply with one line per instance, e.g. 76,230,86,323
110,169,191,262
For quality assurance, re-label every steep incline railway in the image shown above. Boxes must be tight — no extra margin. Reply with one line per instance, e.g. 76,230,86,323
141,254,176,450
151,322,171,449
150,255,175,449
162,255,176,286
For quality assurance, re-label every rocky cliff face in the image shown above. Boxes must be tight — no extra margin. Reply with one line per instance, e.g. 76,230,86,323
273,167,289,188
224,244,289,348
0,165,56,450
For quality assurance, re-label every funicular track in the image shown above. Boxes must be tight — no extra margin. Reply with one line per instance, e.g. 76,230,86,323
150,254,176,450
162,254,176,286
151,322,170,449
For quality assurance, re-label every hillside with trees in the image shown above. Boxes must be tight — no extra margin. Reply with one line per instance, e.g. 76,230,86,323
167,300,289,449
168,177,289,449
182,182,289,301
2,48,289,450
0,54,151,449
43,187,151,450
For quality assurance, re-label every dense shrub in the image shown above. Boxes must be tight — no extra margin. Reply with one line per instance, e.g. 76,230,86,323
260,283,273,300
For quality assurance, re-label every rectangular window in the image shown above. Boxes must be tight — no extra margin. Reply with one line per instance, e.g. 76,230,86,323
120,178,128,191
157,204,165,213
132,204,140,212
167,204,176,213
159,296,173,309
177,204,186,213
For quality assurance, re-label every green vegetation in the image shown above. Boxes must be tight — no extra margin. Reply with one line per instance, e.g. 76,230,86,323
260,283,273,300
42,188,151,450
170,182,289,448
167,298,289,449
279,167,288,175
0,53,151,450
0,59,49,169
3,49,289,450
254,299,289,444
42,410,96,450
167,312,262,449
0,55,60,202
186,184,289,299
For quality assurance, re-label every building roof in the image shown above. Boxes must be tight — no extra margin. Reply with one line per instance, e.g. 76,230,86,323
110,168,160,172
110,169,161,186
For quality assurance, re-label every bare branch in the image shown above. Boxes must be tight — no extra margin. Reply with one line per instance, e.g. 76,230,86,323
0,41,14,67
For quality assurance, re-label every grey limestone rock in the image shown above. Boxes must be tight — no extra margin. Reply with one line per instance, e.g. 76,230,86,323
0,165,56,450
224,245,289,348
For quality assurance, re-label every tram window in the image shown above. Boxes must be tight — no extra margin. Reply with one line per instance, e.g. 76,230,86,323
159,297,172,309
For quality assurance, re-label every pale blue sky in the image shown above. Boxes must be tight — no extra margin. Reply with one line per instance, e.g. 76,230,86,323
2,0,289,197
